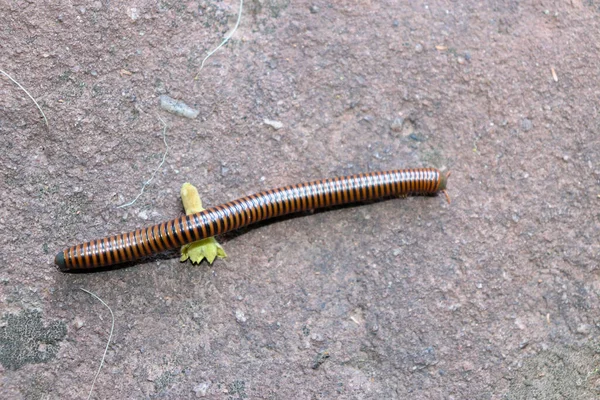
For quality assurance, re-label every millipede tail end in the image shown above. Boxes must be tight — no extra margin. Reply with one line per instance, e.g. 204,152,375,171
55,251,67,271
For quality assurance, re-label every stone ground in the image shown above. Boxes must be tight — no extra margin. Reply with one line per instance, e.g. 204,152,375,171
1,1,599,399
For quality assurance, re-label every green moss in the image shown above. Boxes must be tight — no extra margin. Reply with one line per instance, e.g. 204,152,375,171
228,380,247,399
0,310,67,370
154,370,178,392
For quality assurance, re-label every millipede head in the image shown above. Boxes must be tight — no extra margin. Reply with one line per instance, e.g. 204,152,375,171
55,251,67,271
439,170,451,190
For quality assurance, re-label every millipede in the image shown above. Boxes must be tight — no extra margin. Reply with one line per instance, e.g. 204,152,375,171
55,168,450,272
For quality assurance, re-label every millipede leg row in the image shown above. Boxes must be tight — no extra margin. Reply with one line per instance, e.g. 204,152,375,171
56,168,449,271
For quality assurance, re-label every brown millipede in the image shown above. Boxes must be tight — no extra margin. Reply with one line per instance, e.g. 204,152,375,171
55,168,450,271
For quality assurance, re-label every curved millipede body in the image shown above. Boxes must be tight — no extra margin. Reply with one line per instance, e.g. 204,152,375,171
55,168,449,271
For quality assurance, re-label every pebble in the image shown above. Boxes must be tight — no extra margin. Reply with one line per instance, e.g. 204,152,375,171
128,7,140,21
311,332,325,342
73,317,84,330
235,309,247,323
390,117,415,137
309,5,319,13
390,117,404,132
521,118,533,132
415,43,424,53
576,324,591,335
220,164,229,176
457,56,465,64
264,119,283,130
138,210,148,220
193,381,211,397
159,95,199,119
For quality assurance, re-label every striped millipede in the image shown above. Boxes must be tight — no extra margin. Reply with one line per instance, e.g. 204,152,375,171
55,168,450,272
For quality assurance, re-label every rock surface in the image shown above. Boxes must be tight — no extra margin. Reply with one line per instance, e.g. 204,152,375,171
1,1,599,398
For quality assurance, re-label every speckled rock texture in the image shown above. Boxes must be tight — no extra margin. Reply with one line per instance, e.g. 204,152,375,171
1,1,599,398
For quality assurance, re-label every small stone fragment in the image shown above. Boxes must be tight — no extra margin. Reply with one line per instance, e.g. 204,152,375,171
193,381,211,397
309,5,319,13
310,333,324,342
73,317,84,330
264,119,284,130
390,117,415,137
390,117,404,132
415,43,424,53
128,7,140,21
576,324,591,335
159,95,200,119
521,118,533,132
235,309,247,323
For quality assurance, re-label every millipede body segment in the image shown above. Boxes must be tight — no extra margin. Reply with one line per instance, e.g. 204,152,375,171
55,168,449,271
